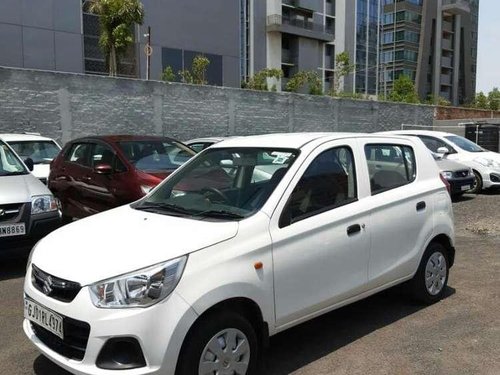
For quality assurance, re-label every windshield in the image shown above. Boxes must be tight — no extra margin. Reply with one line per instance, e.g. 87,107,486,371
134,147,299,220
8,140,61,164
118,140,195,172
0,142,28,176
444,135,484,153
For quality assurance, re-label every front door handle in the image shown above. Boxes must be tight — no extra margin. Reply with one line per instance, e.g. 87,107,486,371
347,224,361,236
416,201,426,211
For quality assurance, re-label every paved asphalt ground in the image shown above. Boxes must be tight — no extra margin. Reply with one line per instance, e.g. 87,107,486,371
1,191,499,375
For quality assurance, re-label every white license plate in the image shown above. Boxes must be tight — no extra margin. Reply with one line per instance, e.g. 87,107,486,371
24,298,64,339
0,223,25,238
461,185,471,191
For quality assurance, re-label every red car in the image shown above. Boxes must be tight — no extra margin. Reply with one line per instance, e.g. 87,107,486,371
49,135,195,220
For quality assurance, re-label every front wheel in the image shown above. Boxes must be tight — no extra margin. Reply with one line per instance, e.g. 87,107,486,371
411,242,450,305
176,310,259,375
469,170,483,194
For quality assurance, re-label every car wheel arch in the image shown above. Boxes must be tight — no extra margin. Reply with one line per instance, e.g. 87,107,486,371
426,233,455,268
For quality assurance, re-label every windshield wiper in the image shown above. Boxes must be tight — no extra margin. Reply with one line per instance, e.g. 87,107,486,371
134,202,193,215
194,209,244,220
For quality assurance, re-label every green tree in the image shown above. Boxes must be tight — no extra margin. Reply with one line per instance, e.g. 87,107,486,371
388,75,419,104
474,92,489,109
285,71,323,95
161,66,175,82
88,0,145,77
178,55,211,85
244,69,283,91
332,52,355,95
488,87,500,110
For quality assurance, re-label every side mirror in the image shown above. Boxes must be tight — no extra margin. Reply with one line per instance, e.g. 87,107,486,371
24,158,34,171
94,164,113,175
437,147,450,155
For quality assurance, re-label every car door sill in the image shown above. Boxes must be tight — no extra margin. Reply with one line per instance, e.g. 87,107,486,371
273,273,414,334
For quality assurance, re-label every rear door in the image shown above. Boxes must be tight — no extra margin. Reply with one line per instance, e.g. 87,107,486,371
360,138,433,287
270,140,371,327
56,142,93,218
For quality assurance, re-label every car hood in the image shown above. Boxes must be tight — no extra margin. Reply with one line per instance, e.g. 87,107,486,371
436,158,470,172
31,205,239,285
0,174,50,204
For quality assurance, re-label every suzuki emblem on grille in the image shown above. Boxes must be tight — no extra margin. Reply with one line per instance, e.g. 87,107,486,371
0,209,4,217
42,275,54,295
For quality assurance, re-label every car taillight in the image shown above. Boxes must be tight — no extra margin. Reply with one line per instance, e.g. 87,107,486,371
439,173,451,194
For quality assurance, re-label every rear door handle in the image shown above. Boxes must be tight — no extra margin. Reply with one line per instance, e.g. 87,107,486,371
416,201,426,211
347,224,361,236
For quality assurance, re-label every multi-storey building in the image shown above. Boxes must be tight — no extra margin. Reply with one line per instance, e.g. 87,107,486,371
0,0,478,102
380,0,479,105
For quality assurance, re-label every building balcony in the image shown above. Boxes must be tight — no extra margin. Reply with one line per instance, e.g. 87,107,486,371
440,74,452,85
441,56,453,68
282,49,298,65
267,14,334,42
442,38,453,50
442,0,471,15
442,20,453,32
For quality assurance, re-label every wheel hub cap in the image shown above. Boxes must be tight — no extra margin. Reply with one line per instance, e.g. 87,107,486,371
425,252,447,295
199,328,250,375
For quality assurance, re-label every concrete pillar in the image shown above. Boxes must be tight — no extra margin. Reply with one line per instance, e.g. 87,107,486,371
433,0,443,102
452,14,462,106
266,0,282,91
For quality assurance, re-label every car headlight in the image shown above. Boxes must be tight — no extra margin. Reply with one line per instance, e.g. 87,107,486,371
31,195,59,215
140,185,154,195
441,171,453,179
89,256,187,308
474,158,500,169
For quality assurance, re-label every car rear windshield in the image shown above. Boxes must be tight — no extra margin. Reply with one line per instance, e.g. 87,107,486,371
134,147,299,220
444,135,484,153
9,140,61,164
0,142,28,176
118,140,195,172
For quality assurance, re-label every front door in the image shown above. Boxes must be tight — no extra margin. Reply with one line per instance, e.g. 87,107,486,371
270,140,371,328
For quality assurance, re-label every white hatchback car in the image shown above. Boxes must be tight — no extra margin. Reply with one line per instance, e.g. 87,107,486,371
0,133,61,184
384,130,500,193
24,133,455,375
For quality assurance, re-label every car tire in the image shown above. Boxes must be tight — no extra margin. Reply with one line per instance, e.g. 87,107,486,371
411,242,450,305
176,310,260,375
469,170,483,194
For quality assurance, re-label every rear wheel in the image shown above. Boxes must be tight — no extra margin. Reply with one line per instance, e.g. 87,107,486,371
176,310,259,375
411,242,449,305
469,170,483,194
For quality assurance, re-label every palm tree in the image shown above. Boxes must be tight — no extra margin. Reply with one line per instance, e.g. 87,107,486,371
87,0,144,76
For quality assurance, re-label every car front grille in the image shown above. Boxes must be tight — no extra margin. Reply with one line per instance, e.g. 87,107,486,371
32,265,82,303
0,203,24,222
453,170,470,178
31,317,91,361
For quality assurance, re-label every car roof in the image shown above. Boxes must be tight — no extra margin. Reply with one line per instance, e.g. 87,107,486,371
381,130,457,137
0,133,56,142
185,137,229,144
210,132,415,149
69,134,178,143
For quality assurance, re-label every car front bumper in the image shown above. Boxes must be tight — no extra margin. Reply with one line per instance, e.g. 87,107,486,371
447,176,475,195
23,264,198,375
0,211,61,254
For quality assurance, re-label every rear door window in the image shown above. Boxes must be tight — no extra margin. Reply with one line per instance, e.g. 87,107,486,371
365,144,416,195
66,143,92,167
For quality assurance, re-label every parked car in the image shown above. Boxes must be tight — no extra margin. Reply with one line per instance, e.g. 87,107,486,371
432,153,475,197
0,139,61,254
383,130,500,193
24,133,455,375
0,133,61,184
49,135,195,220
185,136,237,152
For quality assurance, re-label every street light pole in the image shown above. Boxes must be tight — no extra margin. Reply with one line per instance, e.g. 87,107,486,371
144,26,151,80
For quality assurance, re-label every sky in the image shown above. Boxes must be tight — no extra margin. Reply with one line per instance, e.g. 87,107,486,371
476,0,500,94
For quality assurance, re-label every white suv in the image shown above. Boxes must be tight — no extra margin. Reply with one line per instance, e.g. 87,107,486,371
24,133,455,375
0,133,61,184
384,130,500,193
